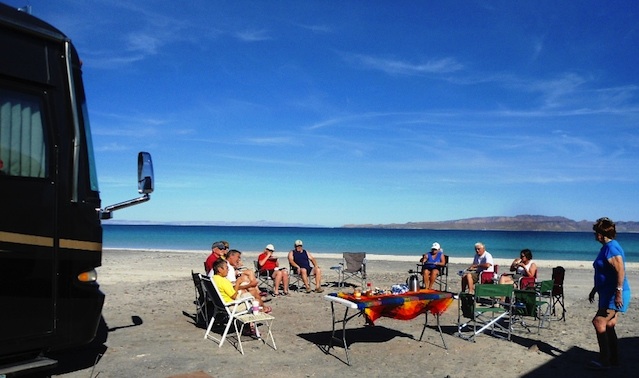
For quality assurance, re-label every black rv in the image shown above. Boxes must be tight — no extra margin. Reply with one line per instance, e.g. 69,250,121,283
0,4,153,375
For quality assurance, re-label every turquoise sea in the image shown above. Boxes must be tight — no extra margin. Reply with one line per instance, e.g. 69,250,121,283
102,224,639,263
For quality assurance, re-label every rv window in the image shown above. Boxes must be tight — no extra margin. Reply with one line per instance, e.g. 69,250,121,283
0,88,47,178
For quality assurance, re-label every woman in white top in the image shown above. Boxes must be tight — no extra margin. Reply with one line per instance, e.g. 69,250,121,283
498,249,537,286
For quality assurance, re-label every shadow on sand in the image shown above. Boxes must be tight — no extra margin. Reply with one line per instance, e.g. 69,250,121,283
29,315,144,377
298,325,414,365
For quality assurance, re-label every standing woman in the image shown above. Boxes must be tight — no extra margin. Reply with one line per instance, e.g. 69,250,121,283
588,217,631,370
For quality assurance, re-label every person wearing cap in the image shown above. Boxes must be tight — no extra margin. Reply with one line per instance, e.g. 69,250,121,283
420,242,446,290
204,240,228,275
288,240,323,293
258,244,290,296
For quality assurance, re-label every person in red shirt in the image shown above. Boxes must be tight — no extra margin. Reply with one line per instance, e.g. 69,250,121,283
258,244,289,296
204,241,227,275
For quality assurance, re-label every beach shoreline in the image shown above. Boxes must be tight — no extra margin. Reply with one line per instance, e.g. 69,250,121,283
104,247,639,270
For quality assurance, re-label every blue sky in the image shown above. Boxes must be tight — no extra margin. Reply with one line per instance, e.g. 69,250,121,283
9,0,639,227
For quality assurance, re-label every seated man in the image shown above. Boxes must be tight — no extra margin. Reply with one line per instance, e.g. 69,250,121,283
258,244,290,296
498,248,537,287
420,242,446,290
220,249,264,299
288,239,323,293
204,240,228,275
211,259,271,313
461,242,494,294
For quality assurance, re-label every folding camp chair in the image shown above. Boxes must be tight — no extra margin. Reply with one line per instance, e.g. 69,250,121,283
535,280,554,329
480,270,496,284
518,276,536,290
511,289,539,333
289,263,317,292
191,270,209,325
332,252,367,288
413,254,449,291
200,274,276,355
551,266,566,321
254,261,275,293
457,284,514,342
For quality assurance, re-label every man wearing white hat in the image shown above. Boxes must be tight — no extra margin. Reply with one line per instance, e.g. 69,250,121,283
257,244,290,296
288,240,323,293
420,242,446,290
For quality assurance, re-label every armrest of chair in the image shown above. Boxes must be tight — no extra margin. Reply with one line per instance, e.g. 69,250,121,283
226,296,253,316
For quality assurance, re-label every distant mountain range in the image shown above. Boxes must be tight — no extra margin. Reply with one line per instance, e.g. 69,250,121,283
342,215,639,232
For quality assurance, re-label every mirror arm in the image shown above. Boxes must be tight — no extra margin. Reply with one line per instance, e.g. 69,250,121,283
100,194,150,219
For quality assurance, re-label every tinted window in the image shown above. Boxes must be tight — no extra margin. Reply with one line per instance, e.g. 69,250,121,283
0,88,47,177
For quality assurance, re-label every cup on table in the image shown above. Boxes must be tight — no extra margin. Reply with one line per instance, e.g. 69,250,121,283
354,287,362,299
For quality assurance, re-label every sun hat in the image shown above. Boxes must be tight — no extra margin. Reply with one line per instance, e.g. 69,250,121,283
294,240,303,246
265,244,275,251
431,242,441,250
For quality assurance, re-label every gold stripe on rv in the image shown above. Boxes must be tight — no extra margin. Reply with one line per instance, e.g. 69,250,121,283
0,231,101,251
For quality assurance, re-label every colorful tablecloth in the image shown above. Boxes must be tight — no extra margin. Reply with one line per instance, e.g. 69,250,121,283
328,289,454,324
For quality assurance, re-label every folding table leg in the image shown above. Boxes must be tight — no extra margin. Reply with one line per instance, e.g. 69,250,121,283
419,312,447,349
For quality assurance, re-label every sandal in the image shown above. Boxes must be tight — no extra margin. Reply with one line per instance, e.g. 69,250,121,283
272,292,279,297
262,306,272,314
281,292,289,296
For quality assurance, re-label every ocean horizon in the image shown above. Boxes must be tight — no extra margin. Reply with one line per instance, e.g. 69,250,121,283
102,224,639,263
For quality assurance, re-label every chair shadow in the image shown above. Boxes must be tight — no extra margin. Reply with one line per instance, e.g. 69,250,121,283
446,321,563,357
39,315,143,377
298,325,414,365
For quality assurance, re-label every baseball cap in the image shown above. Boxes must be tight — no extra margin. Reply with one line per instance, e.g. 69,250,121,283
431,242,441,250
212,241,226,250
294,239,303,246
265,244,275,251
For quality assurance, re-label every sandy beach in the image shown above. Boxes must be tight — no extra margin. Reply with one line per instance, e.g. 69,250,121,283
49,249,639,378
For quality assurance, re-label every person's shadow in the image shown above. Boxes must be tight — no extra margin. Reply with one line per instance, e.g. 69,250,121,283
521,337,639,377
30,315,144,377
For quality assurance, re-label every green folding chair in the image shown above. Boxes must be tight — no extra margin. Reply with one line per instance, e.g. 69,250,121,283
535,279,554,330
457,284,514,342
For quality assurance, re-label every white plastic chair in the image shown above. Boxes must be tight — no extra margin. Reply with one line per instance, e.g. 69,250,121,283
200,274,276,354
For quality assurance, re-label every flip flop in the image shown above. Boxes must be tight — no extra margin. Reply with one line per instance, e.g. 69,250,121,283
263,306,272,314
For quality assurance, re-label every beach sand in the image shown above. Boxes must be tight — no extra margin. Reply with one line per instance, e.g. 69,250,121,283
49,249,639,378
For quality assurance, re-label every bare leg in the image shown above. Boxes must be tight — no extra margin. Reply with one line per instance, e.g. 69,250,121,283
592,309,617,366
499,275,514,285
422,270,430,289
282,270,290,293
273,271,282,295
464,273,476,294
462,273,472,293
429,270,439,290
314,267,323,291
301,268,311,291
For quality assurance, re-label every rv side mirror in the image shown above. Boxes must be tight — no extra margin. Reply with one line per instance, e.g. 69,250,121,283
138,152,154,194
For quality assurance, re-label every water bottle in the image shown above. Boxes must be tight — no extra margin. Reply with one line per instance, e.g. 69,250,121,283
251,299,260,314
